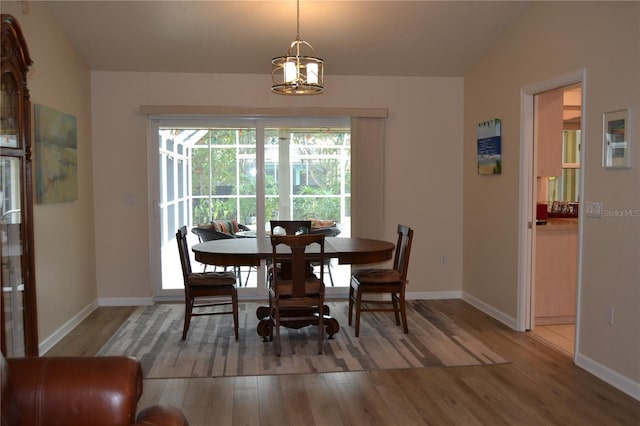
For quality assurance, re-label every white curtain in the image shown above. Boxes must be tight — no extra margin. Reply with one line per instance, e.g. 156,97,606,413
351,117,386,239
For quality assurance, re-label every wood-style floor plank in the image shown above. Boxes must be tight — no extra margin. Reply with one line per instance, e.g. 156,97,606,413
137,378,167,413
366,369,429,425
302,373,345,426
181,378,214,426
207,377,235,426
233,384,260,425
159,378,189,408
46,299,640,425
44,305,135,357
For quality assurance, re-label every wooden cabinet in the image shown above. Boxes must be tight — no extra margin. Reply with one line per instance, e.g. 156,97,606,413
534,221,577,325
535,88,564,177
1,14,38,356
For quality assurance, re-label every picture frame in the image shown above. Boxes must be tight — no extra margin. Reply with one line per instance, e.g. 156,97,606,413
602,109,631,168
477,118,502,175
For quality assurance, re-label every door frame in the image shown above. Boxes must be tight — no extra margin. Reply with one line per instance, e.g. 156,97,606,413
517,69,586,358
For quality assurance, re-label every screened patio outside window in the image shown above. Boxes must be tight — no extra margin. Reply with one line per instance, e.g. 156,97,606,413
156,120,351,293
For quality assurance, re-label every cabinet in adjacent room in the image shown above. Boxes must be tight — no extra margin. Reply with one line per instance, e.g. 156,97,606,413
535,221,578,325
535,88,564,178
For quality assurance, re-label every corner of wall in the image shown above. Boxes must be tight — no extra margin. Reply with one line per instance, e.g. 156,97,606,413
462,291,519,330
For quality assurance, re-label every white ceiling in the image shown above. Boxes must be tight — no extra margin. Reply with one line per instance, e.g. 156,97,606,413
44,1,532,77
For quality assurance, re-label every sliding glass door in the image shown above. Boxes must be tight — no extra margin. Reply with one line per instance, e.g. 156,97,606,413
263,127,350,233
149,117,350,299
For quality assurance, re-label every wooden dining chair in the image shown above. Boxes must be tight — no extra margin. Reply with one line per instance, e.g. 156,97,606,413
348,224,414,337
176,226,239,340
191,225,235,273
191,223,253,285
267,220,313,287
268,233,326,355
269,220,312,235
310,226,341,286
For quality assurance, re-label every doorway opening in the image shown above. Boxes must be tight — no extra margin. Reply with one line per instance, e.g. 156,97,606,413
518,69,586,359
532,84,581,356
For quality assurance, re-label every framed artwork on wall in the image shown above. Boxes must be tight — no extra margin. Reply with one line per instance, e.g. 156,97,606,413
477,118,502,175
34,104,78,203
602,109,631,168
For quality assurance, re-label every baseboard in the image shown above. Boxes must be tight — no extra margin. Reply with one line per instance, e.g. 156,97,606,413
97,297,155,306
145,291,465,304
407,290,462,300
534,315,575,325
462,291,519,330
575,352,640,401
39,300,98,355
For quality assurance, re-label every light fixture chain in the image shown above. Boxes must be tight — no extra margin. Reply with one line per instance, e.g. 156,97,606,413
296,0,300,40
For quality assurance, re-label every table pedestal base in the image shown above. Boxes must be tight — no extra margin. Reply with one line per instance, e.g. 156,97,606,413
256,305,339,342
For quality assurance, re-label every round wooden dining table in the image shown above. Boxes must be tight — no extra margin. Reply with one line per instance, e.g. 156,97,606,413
192,236,395,340
192,236,395,267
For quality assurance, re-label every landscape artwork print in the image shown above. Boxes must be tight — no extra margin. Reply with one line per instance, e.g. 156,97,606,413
477,119,502,175
34,104,78,204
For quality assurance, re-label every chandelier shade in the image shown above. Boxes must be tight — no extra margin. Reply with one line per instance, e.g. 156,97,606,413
271,1,324,95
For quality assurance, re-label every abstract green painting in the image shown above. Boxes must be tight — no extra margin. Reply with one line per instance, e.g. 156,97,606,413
34,104,78,204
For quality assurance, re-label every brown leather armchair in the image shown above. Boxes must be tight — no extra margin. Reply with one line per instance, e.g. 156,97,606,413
1,352,188,426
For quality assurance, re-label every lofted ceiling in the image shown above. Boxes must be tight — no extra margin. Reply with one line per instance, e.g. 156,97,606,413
42,0,532,77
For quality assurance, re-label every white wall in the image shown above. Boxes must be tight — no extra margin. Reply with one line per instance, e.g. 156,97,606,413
1,2,97,350
90,73,464,301
463,1,639,396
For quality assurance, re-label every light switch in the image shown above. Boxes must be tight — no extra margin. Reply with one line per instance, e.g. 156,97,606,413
585,201,603,218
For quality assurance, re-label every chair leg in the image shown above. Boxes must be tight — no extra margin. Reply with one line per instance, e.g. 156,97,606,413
243,267,252,287
268,298,274,342
355,289,363,337
318,305,324,354
235,266,243,286
266,265,274,291
348,283,354,325
400,293,409,334
232,291,239,341
274,306,281,356
182,297,193,340
327,262,335,287
392,293,401,326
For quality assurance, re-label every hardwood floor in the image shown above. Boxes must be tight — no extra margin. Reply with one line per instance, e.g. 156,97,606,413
46,299,640,425
44,305,137,357
532,324,575,356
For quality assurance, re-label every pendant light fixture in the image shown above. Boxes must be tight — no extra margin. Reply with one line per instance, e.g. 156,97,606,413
271,0,324,95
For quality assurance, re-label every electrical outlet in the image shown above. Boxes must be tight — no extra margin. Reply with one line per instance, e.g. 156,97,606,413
124,193,137,205
607,307,615,325
440,255,448,265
